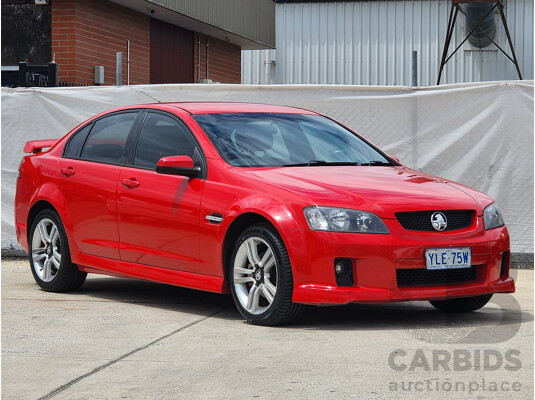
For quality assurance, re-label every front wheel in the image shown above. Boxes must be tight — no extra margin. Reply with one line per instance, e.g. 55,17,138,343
430,294,493,313
29,209,87,292
229,223,304,326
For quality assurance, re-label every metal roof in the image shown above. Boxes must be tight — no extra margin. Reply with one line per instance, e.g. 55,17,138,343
273,0,392,2
108,0,275,49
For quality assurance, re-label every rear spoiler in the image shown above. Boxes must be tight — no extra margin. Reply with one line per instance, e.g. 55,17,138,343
23,139,59,154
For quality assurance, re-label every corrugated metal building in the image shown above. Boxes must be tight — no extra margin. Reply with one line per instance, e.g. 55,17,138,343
242,0,533,86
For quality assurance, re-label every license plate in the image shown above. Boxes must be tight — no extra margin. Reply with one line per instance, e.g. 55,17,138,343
425,247,471,270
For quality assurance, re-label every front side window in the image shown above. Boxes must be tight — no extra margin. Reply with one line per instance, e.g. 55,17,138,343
80,112,137,164
193,113,391,167
133,113,197,170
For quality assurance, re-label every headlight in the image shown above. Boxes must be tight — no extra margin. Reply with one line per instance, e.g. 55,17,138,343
304,206,389,234
483,202,505,230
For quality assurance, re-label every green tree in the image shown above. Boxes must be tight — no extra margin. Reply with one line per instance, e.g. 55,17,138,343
2,4,51,65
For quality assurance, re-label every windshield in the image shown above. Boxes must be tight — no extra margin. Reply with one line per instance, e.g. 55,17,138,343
193,113,392,168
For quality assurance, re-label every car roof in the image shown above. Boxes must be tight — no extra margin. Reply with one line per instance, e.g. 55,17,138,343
161,102,318,115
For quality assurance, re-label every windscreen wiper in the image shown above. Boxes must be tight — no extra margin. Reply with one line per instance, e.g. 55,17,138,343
360,161,392,166
282,160,360,167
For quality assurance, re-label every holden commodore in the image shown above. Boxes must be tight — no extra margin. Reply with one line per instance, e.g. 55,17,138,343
15,102,515,325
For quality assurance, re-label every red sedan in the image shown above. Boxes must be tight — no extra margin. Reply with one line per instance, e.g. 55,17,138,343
15,102,514,325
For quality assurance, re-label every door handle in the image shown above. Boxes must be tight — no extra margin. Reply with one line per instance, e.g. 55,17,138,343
61,167,75,177
121,178,140,189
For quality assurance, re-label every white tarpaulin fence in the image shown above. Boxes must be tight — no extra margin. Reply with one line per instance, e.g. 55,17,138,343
2,82,533,254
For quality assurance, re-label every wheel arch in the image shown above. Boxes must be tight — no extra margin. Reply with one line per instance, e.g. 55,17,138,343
27,183,75,253
27,201,88,292
223,211,305,325
27,200,58,242
222,212,278,287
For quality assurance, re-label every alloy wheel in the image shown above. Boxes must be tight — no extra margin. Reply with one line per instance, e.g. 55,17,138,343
31,218,62,282
233,237,278,315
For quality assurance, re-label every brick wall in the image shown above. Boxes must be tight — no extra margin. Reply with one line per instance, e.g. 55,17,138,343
52,0,150,85
52,0,242,86
51,0,76,82
194,33,242,84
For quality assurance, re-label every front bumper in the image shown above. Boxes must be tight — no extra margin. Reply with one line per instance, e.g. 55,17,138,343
282,217,514,305
293,278,514,305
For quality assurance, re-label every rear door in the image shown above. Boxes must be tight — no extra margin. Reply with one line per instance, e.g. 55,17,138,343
117,111,206,272
57,111,140,259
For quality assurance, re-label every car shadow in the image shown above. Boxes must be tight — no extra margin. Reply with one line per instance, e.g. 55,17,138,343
295,294,530,343
75,276,531,341
77,275,239,318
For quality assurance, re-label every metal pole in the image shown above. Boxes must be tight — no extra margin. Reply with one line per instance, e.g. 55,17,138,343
126,39,130,85
18,61,27,88
206,36,210,81
498,2,523,79
437,4,457,85
411,51,418,87
197,33,202,83
116,52,122,86
48,61,57,87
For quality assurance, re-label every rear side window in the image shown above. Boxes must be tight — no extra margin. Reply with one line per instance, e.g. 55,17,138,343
80,112,137,164
133,113,197,169
63,124,92,158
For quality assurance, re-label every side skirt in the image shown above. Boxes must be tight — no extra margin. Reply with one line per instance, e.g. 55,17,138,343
75,251,228,294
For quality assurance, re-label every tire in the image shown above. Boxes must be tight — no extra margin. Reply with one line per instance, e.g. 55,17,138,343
28,209,87,292
430,294,493,313
229,223,304,326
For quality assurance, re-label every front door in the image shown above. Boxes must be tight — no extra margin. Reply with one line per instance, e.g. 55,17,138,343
117,111,205,272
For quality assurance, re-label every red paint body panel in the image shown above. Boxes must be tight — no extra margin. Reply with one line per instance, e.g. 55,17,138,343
157,155,194,169
76,251,227,294
117,166,204,272
168,102,318,115
56,158,122,259
231,166,492,218
23,139,58,154
282,221,513,304
14,102,514,307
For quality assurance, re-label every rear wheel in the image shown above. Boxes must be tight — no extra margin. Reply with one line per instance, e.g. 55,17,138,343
230,223,304,326
29,209,86,292
430,294,493,313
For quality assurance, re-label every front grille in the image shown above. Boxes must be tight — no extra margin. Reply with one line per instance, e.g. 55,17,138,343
395,210,474,232
396,266,478,287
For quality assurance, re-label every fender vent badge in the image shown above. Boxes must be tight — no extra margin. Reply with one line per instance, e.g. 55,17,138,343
206,213,224,224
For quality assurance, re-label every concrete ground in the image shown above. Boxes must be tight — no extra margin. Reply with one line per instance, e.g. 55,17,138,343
2,259,533,400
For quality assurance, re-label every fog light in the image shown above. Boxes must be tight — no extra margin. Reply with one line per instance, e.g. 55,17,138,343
500,250,510,279
334,258,354,287
335,262,347,275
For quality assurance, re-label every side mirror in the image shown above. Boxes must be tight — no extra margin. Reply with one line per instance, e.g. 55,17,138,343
156,156,201,178
390,155,401,164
